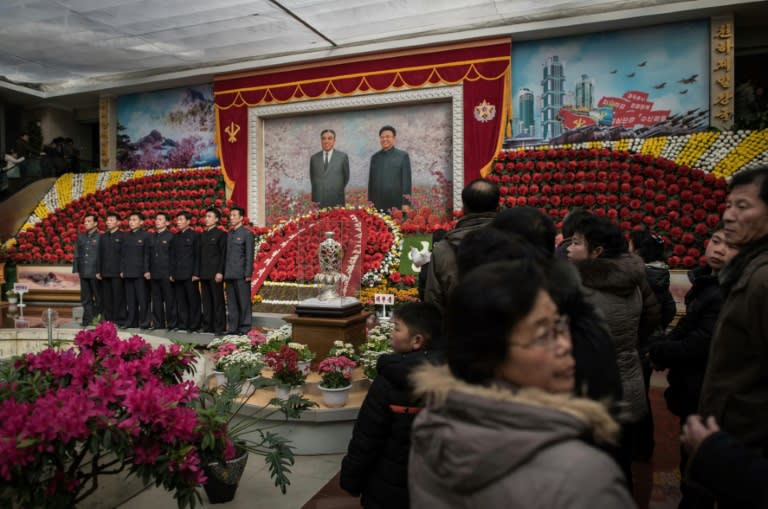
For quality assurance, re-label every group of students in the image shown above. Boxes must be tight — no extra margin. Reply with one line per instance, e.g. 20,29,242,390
72,206,254,336
339,169,768,508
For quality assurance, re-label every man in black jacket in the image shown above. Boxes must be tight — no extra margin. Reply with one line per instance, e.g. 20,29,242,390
73,213,101,326
424,179,499,313
120,212,151,329
199,208,227,336
98,212,125,326
171,211,201,333
149,213,176,330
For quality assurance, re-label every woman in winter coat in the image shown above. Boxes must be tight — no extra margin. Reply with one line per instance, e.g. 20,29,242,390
409,260,633,509
567,215,660,489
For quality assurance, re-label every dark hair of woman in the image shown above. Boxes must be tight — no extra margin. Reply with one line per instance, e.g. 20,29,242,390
491,206,557,257
629,229,665,263
573,216,627,259
456,228,542,278
446,259,546,385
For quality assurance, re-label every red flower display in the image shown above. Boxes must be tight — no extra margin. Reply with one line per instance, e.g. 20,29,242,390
251,207,401,295
489,148,727,269
13,170,227,264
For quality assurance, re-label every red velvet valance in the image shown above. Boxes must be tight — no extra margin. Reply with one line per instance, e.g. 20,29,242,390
215,40,511,213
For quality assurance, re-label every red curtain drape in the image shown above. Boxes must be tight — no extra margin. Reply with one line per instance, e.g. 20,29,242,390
216,102,249,208
214,40,511,215
464,69,509,182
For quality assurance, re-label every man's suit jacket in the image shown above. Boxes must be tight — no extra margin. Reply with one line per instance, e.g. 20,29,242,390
73,230,101,278
100,229,124,277
150,229,174,279
120,229,151,278
309,149,350,208
171,228,200,280
224,225,254,280
199,227,227,280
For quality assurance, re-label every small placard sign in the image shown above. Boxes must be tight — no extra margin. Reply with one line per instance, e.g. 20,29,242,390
13,283,29,294
374,293,394,305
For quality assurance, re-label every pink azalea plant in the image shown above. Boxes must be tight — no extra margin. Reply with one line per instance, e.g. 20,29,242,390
317,356,357,389
0,322,210,508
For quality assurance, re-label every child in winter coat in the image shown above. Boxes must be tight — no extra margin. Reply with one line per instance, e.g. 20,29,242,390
340,302,442,509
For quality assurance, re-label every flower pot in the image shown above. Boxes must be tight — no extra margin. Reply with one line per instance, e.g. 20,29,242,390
319,385,351,408
275,385,302,400
211,370,226,387
297,360,311,376
6,297,17,304
203,449,249,504
240,376,261,396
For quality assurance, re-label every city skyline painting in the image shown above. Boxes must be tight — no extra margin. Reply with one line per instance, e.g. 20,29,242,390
510,20,709,144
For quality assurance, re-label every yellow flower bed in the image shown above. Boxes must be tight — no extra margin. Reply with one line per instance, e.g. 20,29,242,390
676,131,720,167
55,173,73,207
83,173,99,196
641,136,667,158
506,130,768,178
712,130,768,179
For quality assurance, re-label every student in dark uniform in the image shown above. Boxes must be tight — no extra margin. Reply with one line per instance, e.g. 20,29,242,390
171,211,201,333
149,212,176,330
120,212,151,329
199,208,227,336
73,213,102,326
224,206,254,335
98,211,126,326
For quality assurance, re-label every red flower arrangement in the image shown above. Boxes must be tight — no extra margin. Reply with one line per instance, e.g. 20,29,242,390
12,170,228,264
490,148,727,269
252,207,401,294
264,345,306,387
390,205,456,234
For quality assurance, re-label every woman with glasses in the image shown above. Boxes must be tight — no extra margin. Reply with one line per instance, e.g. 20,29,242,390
409,260,632,508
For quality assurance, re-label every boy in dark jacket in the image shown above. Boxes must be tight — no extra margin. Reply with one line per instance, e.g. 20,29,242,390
340,302,442,509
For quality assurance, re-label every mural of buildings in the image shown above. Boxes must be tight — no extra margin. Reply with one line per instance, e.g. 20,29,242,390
540,56,566,139
510,20,709,143
575,74,595,110
517,88,535,136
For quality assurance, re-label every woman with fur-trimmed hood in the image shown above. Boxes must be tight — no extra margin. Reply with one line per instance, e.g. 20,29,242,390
409,260,633,509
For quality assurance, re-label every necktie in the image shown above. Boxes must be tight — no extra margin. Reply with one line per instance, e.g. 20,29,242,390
324,152,329,169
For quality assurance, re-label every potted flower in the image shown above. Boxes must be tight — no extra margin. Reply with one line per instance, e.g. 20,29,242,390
287,342,315,375
5,289,17,304
264,345,307,400
359,320,394,379
327,340,359,362
210,334,266,388
195,366,316,504
317,355,357,407
0,322,205,508
214,351,264,395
